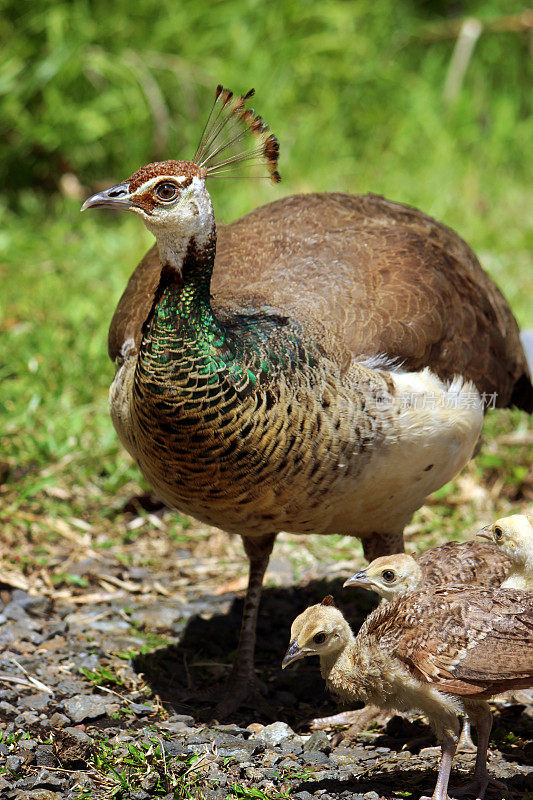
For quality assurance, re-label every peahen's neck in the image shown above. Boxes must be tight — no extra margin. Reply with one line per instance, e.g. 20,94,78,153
154,219,218,334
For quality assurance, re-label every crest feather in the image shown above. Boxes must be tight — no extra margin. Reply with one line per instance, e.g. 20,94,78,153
193,85,281,183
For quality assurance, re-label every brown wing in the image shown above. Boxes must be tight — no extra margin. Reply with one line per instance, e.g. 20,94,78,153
109,192,532,410
416,540,511,588
370,586,533,697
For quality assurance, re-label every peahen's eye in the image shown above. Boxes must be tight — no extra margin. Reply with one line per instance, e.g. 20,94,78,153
382,570,396,582
493,526,503,541
313,632,327,644
155,182,179,201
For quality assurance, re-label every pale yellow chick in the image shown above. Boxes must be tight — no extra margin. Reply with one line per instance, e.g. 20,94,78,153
478,513,533,589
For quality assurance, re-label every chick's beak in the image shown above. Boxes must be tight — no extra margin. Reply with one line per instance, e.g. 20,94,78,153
476,526,492,541
343,570,371,589
81,183,132,212
281,639,303,669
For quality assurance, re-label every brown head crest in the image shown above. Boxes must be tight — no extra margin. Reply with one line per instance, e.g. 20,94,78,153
321,595,336,607
192,85,280,183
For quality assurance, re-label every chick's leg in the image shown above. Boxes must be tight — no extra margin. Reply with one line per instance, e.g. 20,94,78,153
452,703,506,799
420,735,457,800
215,533,276,718
456,716,477,753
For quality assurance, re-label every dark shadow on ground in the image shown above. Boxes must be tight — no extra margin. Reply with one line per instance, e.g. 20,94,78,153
133,577,378,726
295,769,532,800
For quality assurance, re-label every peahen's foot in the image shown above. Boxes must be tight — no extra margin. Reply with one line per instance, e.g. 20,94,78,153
214,670,275,720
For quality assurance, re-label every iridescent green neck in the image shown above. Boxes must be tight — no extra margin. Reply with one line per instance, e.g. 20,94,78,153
157,231,218,333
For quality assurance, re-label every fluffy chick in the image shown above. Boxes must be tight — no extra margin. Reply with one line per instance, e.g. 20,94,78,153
477,513,533,589
283,589,533,800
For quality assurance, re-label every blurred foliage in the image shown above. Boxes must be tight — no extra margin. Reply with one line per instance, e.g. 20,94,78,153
1,0,532,206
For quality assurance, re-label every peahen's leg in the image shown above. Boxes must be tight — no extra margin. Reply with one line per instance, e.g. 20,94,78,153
362,530,405,561
215,533,276,718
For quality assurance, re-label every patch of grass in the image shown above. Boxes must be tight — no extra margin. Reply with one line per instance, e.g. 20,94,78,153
227,784,291,800
79,665,125,688
85,736,211,799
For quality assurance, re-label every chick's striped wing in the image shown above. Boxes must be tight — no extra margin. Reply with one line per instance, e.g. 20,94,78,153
370,586,533,696
416,541,511,589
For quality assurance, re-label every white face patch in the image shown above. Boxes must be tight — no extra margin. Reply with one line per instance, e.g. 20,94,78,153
130,174,215,268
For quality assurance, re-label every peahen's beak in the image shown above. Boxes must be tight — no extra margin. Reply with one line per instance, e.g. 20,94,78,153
81,183,132,212
281,639,304,669
476,526,492,541
343,570,371,589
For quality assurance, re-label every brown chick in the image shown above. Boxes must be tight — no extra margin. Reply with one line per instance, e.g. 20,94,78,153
283,590,533,800
341,541,511,749
477,513,533,589
343,540,511,602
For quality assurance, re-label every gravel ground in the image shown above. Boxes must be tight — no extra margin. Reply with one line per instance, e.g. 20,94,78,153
1,552,533,800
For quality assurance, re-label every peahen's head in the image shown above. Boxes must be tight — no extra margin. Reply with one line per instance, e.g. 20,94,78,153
82,160,214,262
82,86,280,267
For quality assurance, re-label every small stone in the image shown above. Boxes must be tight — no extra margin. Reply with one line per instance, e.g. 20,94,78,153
53,727,92,764
141,771,159,790
363,793,380,800
302,750,330,766
14,711,40,726
13,791,63,800
294,793,314,800
19,739,38,751
213,723,250,737
163,741,188,759
6,754,24,772
261,750,280,767
26,768,64,789
19,692,51,711
130,702,155,715
129,603,184,630
254,721,295,746
167,712,196,725
35,745,57,767
0,700,17,717
63,693,111,722
222,748,254,764
419,746,441,758
278,739,304,755
49,712,70,728
303,731,331,754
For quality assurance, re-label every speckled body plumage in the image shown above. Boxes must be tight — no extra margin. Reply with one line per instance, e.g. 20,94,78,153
106,189,533,546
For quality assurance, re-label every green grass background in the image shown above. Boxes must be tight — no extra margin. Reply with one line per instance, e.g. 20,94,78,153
1,0,531,565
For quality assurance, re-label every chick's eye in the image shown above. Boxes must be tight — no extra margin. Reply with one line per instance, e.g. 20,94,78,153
382,570,395,582
155,182,178,201
493,526,503,540
313,632,327,644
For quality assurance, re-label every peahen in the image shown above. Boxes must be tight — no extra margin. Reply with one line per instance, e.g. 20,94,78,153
82,86,533,716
